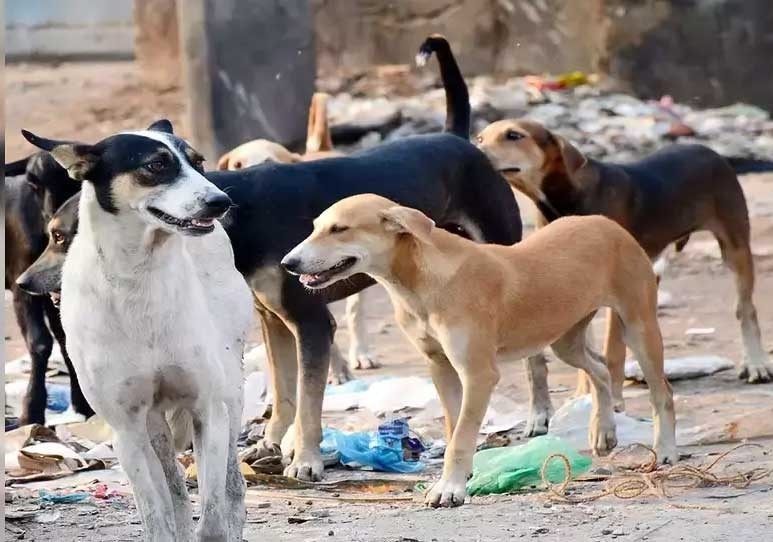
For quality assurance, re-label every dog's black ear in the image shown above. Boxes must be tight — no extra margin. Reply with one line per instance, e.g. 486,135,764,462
379,205,435,242
22,130,99,181
147,119,174,134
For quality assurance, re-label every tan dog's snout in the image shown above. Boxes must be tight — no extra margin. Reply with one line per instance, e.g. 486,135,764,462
282,194,435,289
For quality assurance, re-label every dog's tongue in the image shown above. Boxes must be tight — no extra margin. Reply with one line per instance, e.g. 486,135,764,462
299,273,319,285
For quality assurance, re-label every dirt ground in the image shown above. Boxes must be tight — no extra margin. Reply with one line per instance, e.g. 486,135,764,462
4,61,773,542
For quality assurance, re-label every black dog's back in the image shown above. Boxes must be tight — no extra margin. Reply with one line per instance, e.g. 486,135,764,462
209,133,521,277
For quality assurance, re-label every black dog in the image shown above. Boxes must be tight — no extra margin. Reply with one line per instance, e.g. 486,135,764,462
5,154,93,423
203,38,520,481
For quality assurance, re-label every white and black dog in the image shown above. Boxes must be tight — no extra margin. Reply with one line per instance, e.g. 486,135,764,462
23,121,254,542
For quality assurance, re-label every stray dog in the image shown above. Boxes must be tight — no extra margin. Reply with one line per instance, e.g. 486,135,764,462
283,194,677,507
23,120,254,542
218,92,379,377
17,193,80,305
5,153,91,423
477,119,773,423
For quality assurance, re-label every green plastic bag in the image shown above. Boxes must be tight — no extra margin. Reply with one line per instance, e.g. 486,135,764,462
467,435,591,495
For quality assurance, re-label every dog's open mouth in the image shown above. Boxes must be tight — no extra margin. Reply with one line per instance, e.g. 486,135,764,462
147,207,216,234
50,291,61,308
299,257,357,288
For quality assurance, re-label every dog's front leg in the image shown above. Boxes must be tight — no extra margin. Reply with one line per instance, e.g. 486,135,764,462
524,352,554,436
258,310,298,455
113,420,177,541
224,391,246,541
193,399,230,542
426,333,499,508
14,291,53,425
283,316,332,482
147,410,193,541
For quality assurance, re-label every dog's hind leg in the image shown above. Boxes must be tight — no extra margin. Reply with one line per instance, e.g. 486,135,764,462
14,289,52,425
43,300,94,418
551,317,617,456
258,309,298,456
711,222,773,383
618,308,677,464
603,309,628,412
524,353,553,436
346,288,379,370
426,329,499,507
112,419,177,541
192,399,230,541
147,410,193,541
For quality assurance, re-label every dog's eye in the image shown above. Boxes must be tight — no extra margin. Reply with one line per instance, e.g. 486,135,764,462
475,136,483,144
52,231,65,245
506,130,524,141
191,157,205,171
144,160,166,173
329,224,349,234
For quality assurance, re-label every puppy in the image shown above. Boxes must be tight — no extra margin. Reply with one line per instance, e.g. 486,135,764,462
218,91,379,376
477,119,773,416
23,121,254,542
283,194,677,507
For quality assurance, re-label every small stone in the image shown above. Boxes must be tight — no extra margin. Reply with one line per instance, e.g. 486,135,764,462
602,529,613,535
328,531,334,537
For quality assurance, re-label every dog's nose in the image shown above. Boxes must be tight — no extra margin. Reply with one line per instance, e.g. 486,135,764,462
280,256,301,274
202,192,233,216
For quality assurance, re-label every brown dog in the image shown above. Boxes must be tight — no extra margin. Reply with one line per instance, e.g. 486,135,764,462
477,119,772,419
282,194,677,507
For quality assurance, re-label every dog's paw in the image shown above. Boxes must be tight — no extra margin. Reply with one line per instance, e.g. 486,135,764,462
424,477,468,508
283,453,324,482
589,421,617,456
612,396,626,414
737,359,773,384
524,408,551,437
655,444,679,465
328,364,354,385
350,351,380,370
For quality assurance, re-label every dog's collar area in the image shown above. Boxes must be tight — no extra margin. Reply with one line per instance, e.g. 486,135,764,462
299,257,357,288
147,206,216,234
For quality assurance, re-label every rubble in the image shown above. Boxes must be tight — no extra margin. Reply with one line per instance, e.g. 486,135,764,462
323,70,773,163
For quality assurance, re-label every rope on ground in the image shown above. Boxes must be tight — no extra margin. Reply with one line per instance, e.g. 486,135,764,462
540,443,772,504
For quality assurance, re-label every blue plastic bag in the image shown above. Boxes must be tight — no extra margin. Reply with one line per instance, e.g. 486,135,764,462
46,384,71,412
321,427,424,473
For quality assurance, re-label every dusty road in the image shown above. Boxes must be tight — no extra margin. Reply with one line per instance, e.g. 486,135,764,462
5,61,773,541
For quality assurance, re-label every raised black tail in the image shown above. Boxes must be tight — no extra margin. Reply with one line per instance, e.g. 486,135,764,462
724,156,773,174
5,155,32,177
416,34,470,139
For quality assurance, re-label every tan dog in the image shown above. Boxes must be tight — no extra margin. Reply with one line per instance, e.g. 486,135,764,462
282,194,677,507
218,93,378,381
477,119,772,419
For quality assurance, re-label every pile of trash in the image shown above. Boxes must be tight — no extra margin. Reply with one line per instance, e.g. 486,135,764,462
323,68,773,163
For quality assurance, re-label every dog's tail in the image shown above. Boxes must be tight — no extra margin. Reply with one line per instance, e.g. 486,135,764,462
416,34,470,139
168,407,194,452
306,92,334,154
724,156,773,175
5,155,32,177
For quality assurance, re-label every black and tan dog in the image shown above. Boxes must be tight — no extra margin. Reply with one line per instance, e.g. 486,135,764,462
5,154,92,423
477,119,773,422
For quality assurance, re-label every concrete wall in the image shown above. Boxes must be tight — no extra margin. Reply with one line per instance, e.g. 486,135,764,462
5,0,134,60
